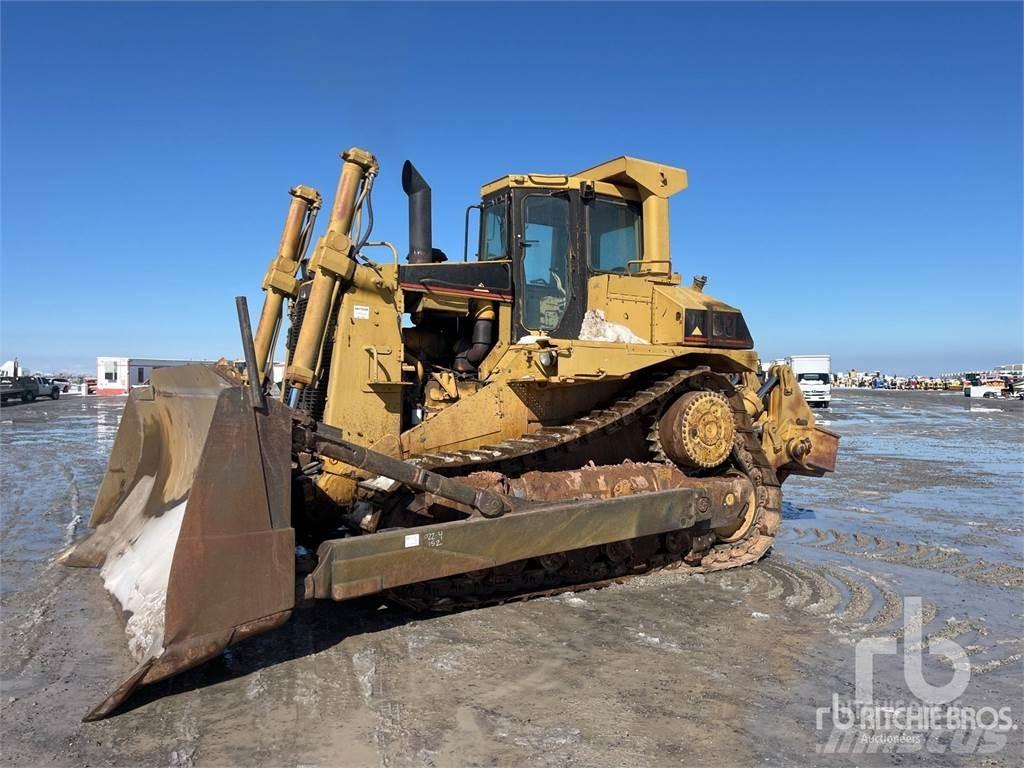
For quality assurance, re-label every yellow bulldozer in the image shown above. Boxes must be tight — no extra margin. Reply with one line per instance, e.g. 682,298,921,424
64,148,838,719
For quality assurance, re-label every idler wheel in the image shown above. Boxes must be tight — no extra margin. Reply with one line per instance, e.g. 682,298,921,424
658,389,735,469
714,486,759,543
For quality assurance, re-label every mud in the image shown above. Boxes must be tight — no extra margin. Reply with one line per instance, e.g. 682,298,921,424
1,390,1022,766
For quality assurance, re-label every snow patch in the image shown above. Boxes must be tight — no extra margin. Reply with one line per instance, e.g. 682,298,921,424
100,498,187,661
578,310,648,344
63,514,82,546
246,671,267,700
629,628,682,652
351,649,376,703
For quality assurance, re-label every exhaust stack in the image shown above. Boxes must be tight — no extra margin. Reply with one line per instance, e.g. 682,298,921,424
402,160,433,264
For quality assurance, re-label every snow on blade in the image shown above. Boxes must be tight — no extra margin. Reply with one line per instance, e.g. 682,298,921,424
100,499,187,662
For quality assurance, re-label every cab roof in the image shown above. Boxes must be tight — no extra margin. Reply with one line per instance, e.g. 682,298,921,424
481,156,688,200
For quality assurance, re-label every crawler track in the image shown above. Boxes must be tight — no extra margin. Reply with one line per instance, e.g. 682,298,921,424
390,368,782,611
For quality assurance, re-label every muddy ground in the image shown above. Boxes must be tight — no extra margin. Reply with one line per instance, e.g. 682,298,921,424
2,390,1022,767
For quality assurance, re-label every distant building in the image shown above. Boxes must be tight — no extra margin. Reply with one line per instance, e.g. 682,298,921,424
95,357,217,395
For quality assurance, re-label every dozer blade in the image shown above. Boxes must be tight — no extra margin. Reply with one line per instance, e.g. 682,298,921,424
62,365,295,720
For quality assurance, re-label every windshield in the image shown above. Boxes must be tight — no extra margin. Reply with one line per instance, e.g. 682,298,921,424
588,198,642,273
798,373,829,383
479,201,509,260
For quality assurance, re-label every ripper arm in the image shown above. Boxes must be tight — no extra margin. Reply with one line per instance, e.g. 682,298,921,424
744,364,839,478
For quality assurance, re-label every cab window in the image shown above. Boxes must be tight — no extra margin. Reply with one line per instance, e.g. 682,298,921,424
588,198,642,273
521,195,570,331
479,200,509,260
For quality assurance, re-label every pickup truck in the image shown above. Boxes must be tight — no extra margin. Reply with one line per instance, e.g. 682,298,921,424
0,376,61,403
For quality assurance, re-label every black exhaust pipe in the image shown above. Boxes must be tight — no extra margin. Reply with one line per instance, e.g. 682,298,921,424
402,161,433,264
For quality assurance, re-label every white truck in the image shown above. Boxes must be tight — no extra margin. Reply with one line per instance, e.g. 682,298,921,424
787,354,832,408
0,375,61,404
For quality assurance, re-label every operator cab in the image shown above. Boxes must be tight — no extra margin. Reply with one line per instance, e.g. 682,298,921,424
475,179,644,339
398,156,751,385
400,157,681,342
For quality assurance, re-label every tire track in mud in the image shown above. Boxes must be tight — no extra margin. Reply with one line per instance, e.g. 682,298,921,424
168,704,200,767
351,641,418,768
3,559,72,678
781,529,1023,674
785,527,1024,588
708,555,1023,678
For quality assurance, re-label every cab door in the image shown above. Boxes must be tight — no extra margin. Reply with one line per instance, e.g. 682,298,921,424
513,190,585,339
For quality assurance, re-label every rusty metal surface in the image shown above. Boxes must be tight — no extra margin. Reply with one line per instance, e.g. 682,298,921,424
63,365,234,567
464,462,751,527
657,389,735,469
65,367,296,720
260,400,295,531
780,424,840,477
805,425,840,474
305,476,753,602
388,370,783,612
312,428,509,518
163,390,294,648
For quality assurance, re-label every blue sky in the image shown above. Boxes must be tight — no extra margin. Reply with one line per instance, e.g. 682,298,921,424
2,2,1021,376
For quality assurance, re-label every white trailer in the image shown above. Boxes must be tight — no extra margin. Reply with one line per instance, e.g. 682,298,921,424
95,357,218,395
786,354,832,408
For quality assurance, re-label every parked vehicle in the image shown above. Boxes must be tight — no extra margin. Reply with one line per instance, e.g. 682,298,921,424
51,377,71,393
787,354,832,407
0,375,61,403
964,380,1005,399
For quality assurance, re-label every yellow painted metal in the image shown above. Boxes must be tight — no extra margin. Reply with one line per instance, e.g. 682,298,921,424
581,156,686,268
714,486,758,543
315,262,405,505
396,337,756,463
71,146,842,721
478,301,514,378
401,380,535,457
286,148,377,388
413,292,471,316
575,156,688,199
321,264,404,439
753,363,838,477
272,151,819,513
488,339,758,383
658,390,735,469
583,273,748,348
253,184,321,381
482,156,687,267
480,175,641,201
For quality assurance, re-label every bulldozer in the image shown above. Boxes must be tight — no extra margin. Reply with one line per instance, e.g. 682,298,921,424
63,148,838,720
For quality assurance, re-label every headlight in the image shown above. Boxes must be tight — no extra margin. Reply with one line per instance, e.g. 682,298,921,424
539,350,557,369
